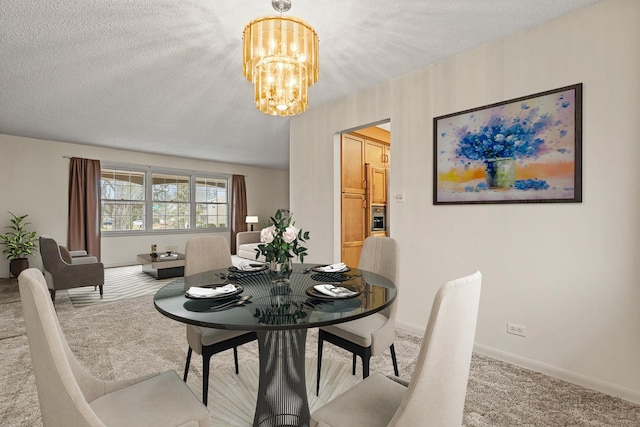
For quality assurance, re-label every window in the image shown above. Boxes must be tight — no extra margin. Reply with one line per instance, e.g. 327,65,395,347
195,177,228,229
100,169,146,232
152,173,190,230
100,165,230,234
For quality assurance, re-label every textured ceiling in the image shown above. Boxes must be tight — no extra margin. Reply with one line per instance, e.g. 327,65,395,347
0,0,599,170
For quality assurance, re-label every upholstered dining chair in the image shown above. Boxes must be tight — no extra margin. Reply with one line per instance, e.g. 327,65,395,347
18,268,210,427
310,271,482,427
39,235,104,301
316,236,398,395
183,236,257,405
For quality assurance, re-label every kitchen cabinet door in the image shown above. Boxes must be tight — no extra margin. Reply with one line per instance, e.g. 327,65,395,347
341,193,366,267
370,166,387,204
341,134,365,194
365,140,386,167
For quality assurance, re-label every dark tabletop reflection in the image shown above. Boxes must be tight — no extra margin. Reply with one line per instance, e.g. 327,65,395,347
154,263,396,331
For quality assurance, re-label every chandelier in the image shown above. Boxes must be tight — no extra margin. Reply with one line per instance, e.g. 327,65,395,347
242,0,319,116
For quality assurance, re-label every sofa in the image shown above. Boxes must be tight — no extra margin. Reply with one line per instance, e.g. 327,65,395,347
236,231,266,262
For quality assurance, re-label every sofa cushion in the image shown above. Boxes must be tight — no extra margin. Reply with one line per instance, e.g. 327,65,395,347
237,243,266,262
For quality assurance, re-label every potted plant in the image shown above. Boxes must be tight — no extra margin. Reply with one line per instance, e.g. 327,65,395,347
256,209,310,283
0,212,38,278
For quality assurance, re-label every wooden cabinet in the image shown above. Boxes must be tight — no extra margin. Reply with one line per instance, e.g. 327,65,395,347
365,140,390,167
341,193,366,267
369,166,387,205
341,134,365,194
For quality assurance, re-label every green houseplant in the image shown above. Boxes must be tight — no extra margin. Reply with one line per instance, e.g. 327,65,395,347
0,212,38,278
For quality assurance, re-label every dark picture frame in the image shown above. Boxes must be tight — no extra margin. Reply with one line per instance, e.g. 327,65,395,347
433,83,582,205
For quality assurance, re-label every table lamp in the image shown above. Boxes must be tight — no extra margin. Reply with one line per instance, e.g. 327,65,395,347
246,215,259,231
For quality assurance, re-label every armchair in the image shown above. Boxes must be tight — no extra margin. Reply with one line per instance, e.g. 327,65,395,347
39,235,104,301
18,268,209,427
310,271,482,427
316,236,399,395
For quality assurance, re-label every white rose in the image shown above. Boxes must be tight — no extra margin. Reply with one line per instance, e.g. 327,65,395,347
261,225,275,244
282,226,298,244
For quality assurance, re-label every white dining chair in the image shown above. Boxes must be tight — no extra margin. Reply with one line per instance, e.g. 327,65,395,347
316,236,399,395
18,268,210,427
182,236,257,405
310,271,482,427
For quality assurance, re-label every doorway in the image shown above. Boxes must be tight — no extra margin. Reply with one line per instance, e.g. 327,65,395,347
339,120,391,266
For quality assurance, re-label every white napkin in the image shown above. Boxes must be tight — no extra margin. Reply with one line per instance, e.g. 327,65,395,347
237,262,264,272
186,284,237,298
314,284,357,298
317,263,347,272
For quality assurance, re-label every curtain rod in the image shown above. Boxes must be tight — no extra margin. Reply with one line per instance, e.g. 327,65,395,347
62,156,245,177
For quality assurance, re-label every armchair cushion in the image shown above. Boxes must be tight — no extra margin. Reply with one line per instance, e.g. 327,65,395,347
58,245,73,263
320,313,388,349
90,371,209,427
311,373,405,427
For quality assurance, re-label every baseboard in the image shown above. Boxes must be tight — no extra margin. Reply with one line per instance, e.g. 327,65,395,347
103,262,139,268
395,321,640,405
474,344,640,405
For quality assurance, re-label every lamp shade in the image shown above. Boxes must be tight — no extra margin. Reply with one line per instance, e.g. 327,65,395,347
246,216,259,224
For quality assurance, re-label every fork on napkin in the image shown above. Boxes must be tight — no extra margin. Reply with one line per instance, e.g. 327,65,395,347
186,284,237,298
316,263,347,273
314,284,357,298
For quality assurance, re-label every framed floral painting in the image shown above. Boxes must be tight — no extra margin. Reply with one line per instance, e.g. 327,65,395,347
433,83,582,204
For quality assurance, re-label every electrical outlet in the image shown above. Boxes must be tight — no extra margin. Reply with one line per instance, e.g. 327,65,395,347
507,323,526,337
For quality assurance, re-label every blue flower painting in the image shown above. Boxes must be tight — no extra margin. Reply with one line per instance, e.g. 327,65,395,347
434,84,582,204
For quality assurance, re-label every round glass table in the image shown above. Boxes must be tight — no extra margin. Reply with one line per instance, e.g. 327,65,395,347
154,263,396,427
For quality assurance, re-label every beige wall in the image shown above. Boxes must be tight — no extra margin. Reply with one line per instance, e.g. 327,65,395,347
0,134,289,272
290,0,640,402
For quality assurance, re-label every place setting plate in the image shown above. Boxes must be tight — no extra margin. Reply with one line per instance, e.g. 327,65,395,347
310,264,351,274
305,284,361,300
185,284,244,300
227,264,268,277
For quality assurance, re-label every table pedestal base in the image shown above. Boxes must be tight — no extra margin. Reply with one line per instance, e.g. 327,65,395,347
254,329,310,427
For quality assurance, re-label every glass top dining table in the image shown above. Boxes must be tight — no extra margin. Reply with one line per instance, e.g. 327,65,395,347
154,262,397,427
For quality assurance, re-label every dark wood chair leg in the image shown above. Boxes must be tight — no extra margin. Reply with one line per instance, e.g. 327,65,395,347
233,346,239,374
183,347,192,382
316,331,324,396
390,343,399,377
202,352,212,405
362,348,372,379
49,289,56,301
98,284,103,298
352,354,357,375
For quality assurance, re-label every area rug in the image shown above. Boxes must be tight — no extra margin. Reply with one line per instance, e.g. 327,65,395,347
1,269,639,426
66,265,174,307
200,357,360,426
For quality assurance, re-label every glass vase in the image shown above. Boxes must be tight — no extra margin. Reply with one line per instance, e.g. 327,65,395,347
269,258,293,284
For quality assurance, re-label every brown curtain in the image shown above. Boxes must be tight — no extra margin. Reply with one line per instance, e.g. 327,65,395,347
67,157,101,260
230,175,247,254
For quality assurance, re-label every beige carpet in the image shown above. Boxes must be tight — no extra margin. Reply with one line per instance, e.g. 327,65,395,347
1,269,639,426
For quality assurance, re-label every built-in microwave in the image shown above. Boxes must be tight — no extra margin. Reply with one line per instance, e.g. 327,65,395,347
371,205,386,231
